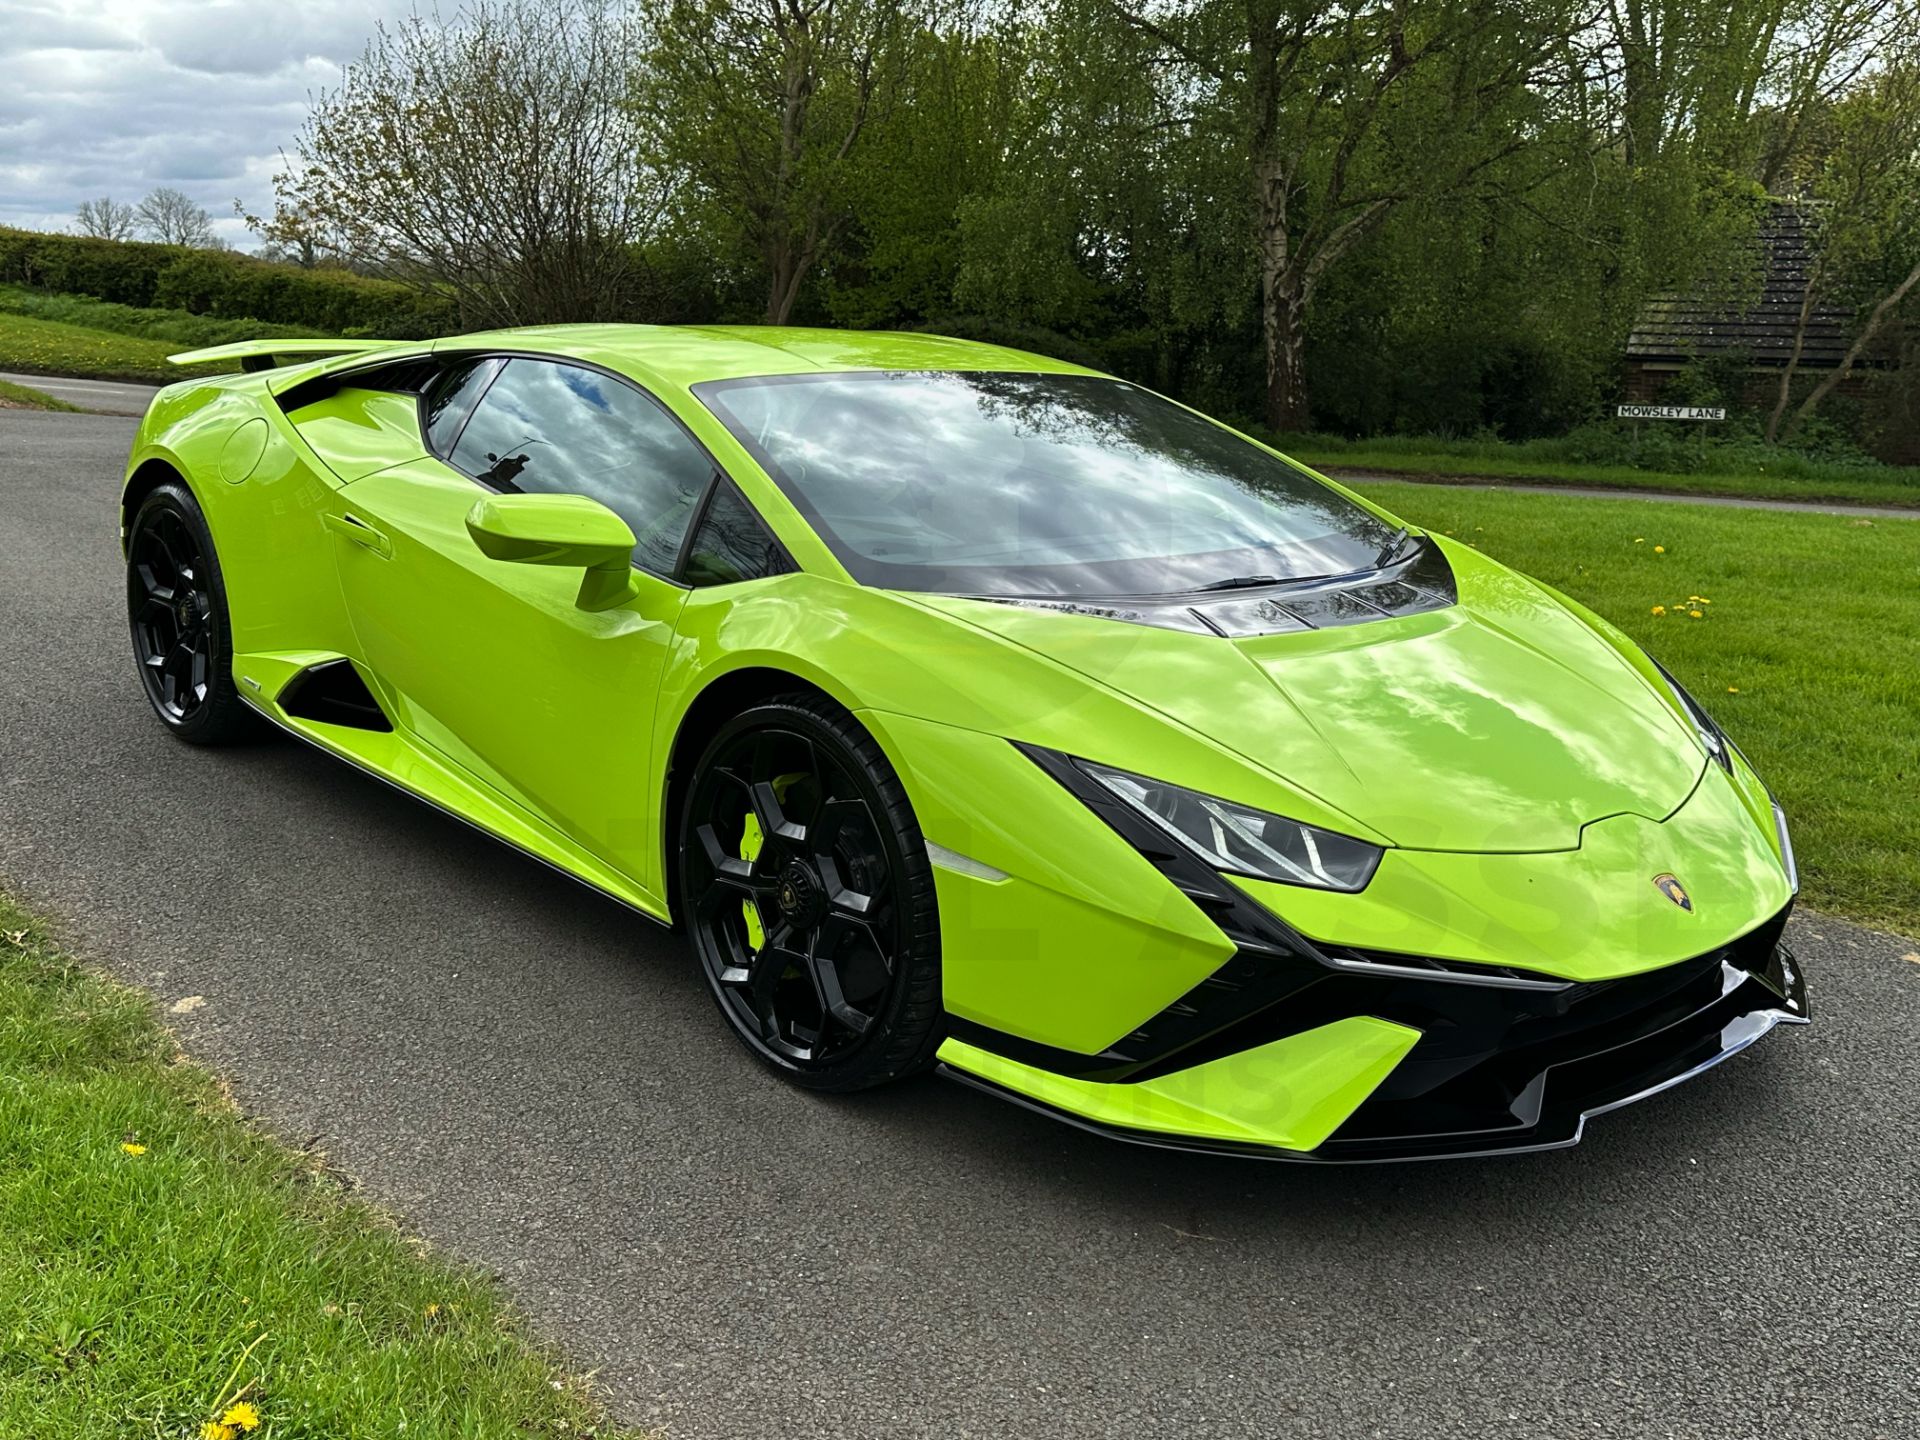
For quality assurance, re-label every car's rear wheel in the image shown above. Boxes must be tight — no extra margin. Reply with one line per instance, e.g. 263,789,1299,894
679,695,942,1092
126,481,258,745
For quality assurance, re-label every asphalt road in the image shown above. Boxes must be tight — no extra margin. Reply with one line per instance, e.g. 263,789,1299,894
3,408,1917,1440
1,371,160,416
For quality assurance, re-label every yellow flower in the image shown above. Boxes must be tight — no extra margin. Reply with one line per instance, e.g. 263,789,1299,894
1653,545,1666,553
424,1303,441,1318
1727,686,1740,693
120,1142,147,1156
200,1424,234,1440
1651,605,1666,615
1689,609,1703,618
221,1402,262,1432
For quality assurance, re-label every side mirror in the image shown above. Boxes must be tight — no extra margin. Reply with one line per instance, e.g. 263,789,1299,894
465,493,642,612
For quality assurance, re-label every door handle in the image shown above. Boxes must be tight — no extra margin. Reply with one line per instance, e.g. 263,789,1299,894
324,511,392,558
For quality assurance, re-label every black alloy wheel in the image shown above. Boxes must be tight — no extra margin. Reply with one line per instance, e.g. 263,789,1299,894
126,482,257,744
680,695,942,1091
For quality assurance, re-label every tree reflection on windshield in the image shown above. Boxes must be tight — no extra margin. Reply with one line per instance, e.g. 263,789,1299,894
698,370,1396,598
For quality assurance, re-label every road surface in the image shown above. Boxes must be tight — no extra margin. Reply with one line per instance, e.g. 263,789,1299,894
2,408,1916,1439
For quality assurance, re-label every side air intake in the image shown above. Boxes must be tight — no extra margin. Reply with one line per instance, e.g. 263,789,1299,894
277,658,392,732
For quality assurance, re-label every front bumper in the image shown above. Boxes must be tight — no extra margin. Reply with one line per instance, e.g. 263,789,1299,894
938,924,1807,1161
937,745,1807,1162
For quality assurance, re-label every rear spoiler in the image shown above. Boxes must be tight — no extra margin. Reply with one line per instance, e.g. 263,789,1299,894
166,339,406,373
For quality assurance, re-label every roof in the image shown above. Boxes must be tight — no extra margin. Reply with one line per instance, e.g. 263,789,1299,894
427,324,1096,390
1626,204,1854,369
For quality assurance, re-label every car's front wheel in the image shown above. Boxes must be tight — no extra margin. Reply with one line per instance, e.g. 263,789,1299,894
679,694,943,1092
126,480,258,745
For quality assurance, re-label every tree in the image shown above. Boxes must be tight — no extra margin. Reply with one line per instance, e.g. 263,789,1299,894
135,188,218,247
1766,45,1920,442
635,0,919,324
74,196,137,241
1092,0,1581,431
262,0,656,326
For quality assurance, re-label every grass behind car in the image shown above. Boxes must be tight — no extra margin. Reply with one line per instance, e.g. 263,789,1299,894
0,898,644,1439
1352,480,1920,937
0,377,78,411
1285,431,1920,510
0,309,234,385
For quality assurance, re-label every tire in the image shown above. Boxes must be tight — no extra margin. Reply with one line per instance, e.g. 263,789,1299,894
125,481,260,745
678,693,943,1092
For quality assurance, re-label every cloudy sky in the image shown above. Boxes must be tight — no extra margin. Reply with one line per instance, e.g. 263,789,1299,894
0,0,418,247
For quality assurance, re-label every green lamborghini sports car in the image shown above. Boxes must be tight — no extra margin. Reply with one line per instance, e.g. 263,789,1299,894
121,325,1806,1161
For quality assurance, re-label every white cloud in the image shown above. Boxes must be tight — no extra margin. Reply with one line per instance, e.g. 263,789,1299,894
0,0,419,246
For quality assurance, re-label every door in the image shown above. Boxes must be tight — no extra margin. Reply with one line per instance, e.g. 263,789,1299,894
328,355,720,896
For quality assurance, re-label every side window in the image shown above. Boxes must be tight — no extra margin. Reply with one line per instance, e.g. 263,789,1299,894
450,359,716,575
683,483,795,587
424,357,501,454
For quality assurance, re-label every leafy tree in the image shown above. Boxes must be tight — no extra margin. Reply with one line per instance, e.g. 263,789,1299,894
1079,1,1584,431
1766,44,1920,441
135,188,218,247
261,0,656,326
74,197,137,242
635,0,921,324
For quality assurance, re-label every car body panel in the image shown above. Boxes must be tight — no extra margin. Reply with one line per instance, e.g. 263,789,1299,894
121,323,1806,1161
938,1018,1423,1153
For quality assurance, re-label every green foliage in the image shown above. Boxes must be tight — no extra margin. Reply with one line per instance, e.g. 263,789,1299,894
0,284,311,348
0,900,647,1438
0,228,453,338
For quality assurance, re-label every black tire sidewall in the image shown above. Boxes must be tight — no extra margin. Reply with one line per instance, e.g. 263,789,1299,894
127,481,255,745
679,696,944,1092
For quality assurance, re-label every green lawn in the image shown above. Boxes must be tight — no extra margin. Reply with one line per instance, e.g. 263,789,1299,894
1284,433,1920,510
0,376,77,411
1352,480,1920,937
0,310,233,384
0,899,647,1439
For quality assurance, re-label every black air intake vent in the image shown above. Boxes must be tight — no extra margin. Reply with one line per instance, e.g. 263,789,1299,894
278,659,392,732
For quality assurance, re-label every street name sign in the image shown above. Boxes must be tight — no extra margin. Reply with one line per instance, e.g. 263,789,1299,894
1617,405,1726,421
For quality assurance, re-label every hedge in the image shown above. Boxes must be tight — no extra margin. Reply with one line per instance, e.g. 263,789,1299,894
0,228,455,339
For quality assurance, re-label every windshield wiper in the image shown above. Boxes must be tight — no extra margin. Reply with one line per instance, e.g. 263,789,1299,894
1374,527,1414,569
1191,574,1286,593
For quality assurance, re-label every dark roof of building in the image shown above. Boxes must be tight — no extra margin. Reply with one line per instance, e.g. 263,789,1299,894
1626,204,1853,368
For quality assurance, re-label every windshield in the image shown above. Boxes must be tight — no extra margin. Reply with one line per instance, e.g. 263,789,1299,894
696,370,1402,598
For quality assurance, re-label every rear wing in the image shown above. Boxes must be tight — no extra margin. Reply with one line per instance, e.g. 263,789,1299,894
166,339,407,372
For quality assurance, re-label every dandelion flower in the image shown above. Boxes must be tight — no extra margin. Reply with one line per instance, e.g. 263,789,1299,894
1689,609,1703,618
1727,686,1740,694
120,1142,147,1156
1654,545,1666,554
221,1402,262,1433
424,1303,441,1318
200,1424,234,1440
1651,605,1666,615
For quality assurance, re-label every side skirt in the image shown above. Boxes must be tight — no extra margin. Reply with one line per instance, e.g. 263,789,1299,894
235,653,670,928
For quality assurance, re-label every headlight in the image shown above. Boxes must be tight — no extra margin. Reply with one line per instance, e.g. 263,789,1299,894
1650,658,1732,773
1079,761,1383,892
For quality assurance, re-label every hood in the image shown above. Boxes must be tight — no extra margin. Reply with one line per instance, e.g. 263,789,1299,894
913,541,1705,854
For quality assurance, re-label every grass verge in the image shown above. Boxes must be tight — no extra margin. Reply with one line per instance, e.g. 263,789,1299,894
0,377,78,411
0,310,234,384
1351,480,1920,937
1283,433,1920,509
0,895,646,1439
0,284,316,352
